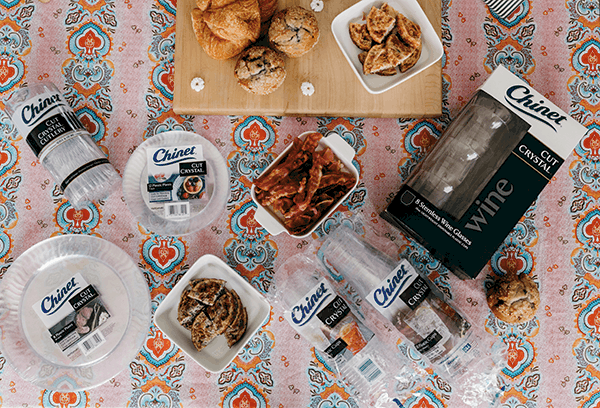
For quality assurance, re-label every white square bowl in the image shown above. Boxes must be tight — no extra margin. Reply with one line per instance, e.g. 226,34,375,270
154,254,270,372
250,131,359,238
331,0,444,95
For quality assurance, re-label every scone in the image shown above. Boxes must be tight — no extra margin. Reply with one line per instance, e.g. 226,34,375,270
396,12,421,49
486,273,540,324
191,0,261,60
349,23,373,51
268,6,320,58
235,46,286,95
366,4,395,43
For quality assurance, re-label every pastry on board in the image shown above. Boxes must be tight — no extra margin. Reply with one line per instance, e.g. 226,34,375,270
191,0,261,60
486,272,540,324
234,46,287,95
268,6,320,58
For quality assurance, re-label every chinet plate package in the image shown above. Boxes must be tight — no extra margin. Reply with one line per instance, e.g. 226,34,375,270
381,65,588,279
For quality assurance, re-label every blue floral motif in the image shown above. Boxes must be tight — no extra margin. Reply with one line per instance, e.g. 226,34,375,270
0,231,10,260
232,116,277,156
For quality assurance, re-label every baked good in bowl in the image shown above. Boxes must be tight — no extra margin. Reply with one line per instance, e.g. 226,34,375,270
191,0,261,60
234,46,286,95
347,3,422,76
177,277,248,351
486,273,540,324
268,6,320,58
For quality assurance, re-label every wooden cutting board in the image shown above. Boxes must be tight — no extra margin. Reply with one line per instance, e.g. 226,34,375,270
173,0,441,118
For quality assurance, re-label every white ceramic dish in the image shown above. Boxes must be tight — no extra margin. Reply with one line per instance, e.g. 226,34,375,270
250,131,359,238
331,0,444,95
0,235,151,391
122,131,230,236
154,254,270,373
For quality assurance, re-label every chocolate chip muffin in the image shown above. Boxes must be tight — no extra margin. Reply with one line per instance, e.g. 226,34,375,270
234,46,286,95
486,273,540,324
268,6,320,58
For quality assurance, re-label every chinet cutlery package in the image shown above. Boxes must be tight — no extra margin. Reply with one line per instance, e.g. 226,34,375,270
382,65,588,279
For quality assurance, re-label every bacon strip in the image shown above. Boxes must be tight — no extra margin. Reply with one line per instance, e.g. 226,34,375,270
254,132,321,190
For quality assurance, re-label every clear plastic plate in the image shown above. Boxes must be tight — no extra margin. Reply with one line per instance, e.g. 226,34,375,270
0,235,151,391
122,131,230,236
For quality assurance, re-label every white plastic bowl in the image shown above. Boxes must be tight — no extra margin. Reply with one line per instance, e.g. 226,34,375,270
331,0,444,95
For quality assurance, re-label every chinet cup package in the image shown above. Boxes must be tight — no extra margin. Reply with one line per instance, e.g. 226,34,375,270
319,223,506,406
381,64,589,279
271,251,428,407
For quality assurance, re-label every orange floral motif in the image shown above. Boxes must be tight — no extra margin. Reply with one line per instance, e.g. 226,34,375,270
581,46,599,76
415,396,435,408
499,247,524,274
582,130,600,159
0,56,16,85
65,208,92,229
52,392,77,408
79,114,99,136
586,306,600,334
242,122,268,151
151,239,177,268
584,216,600,244
232,390,258,408
413,128,436,153
78,29,102,58
240,208,259,237
507,339,526,369
146,330,171,359
160,65,174,92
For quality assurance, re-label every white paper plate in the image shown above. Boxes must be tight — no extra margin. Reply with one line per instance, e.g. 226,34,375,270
331,0,444,94
122,131,230,236
0,235,151,391
250,131,359,238
154,254,270,373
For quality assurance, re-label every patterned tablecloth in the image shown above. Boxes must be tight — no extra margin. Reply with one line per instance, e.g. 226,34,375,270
0,0,598,407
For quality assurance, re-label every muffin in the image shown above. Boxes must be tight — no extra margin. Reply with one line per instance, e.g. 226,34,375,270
486,272,540,324
268,6,320,58
234,46,286,95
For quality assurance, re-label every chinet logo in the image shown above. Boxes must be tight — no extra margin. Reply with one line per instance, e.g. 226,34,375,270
39,277,81,316
152,146,197,166
504,85,567,132
372,264,413,308
20,93,68,127
291,281,331,327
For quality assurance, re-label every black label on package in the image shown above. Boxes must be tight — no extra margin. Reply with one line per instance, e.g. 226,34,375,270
69,285,99,311
324,338,348,358
147,182,173,192
179,161,207,176
415,330,443,354
50,321,77,344
317,296,350,329
26,112,86,157
399,276,430,310
513,134,563,181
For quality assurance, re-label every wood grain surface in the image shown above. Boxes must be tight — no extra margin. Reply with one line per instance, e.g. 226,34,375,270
173,0,442,118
